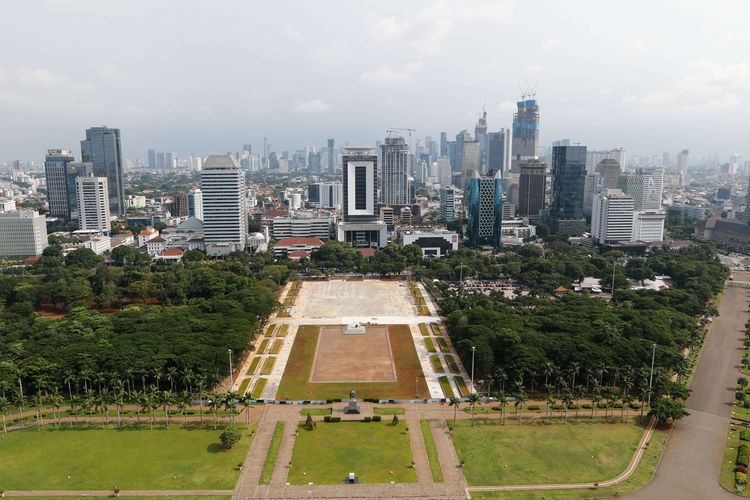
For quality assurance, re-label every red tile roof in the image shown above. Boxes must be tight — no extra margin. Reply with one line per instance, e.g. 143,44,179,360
264,209,289,218
275,237,324,247
139,229,157,236
24,256,41,265
149,237,166,243
159,248,184,257
356,247,376,258
288,250,311,259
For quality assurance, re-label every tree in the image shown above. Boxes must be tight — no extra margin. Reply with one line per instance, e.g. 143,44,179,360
497,391,508,425
305,413,314,430
449,397,462,422
0,396,8,434
392,414,399,425
467,392,481,426
220,426,242,449
648,398,689,426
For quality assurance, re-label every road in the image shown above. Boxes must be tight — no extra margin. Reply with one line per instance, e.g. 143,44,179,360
625,277,750,500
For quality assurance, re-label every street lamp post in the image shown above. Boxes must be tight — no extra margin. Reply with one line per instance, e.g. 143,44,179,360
647,343,656,406
470,346,476,395
228,349,234,391
415,377,419,399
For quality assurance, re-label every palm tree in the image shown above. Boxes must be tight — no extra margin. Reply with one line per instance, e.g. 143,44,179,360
514,390,526,425
131,390,144,425
166,367,178,392
208,392,222,430
542,361,556,387
467,392,481,426
180,367,194,394
95,389,109,428
0,396,9,435
49,390,64,427
63,370,77,400
95,372,108,395
177,391,190,425
196,380,207,424
546,396,556,423
68,395,79,426
80,369,93,393
125,367,135,396
161,390,174,426
240,394,252,427
494,368,508,393
497,391,508,425
82,389,95,425
224,391,239,425
622,394,634,421
562,390,573,423
591,388,602,419
113,392,125,427
542,383,554,420
568,362,580,390
573,386,584,418
151,368,162,391
33,393,45,428
140,393,153,430
449,397,462,422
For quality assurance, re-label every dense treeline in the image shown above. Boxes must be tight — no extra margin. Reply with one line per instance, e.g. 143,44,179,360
439,244,727,397
0,244,279,397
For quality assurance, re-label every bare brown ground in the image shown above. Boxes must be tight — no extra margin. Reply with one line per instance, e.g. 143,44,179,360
310,325,396,383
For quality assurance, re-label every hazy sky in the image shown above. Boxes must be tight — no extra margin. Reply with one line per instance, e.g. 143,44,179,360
2,0,749,163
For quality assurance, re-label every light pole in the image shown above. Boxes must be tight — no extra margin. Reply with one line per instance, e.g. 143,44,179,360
228,349,234,391
415,377,419,399
647,343,656,406
470,346,476,395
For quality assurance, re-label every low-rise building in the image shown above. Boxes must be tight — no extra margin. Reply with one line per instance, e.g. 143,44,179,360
82,236,111,255
273,237,325,260
137,228,159,247
0,210,48,258
154,247,184,262
397,227,459,258
145,236,167,256
500,218,537,244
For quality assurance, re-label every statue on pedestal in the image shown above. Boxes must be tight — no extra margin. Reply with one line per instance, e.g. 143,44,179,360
345,388,361,414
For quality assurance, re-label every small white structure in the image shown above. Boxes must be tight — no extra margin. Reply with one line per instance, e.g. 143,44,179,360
343,323,366,335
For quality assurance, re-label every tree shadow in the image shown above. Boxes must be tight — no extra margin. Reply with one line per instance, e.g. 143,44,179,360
206,442,226,453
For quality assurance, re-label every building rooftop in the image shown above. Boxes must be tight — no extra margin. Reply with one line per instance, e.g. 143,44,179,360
275,237,325,247
202,154,240,170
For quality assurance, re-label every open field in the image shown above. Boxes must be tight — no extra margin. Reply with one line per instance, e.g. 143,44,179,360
450,420,646,486
469,427,669,499
293,280,414,318
310,325,396,383
288,421,416,484
0,424,254,490
276,325,428,400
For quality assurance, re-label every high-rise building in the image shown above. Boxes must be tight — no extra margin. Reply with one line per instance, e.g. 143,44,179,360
157,152,165,169
619,167,664,211
467,170,503,248
633,211,666,242
201,154,247,255
380,135,412,206
454,130,471,174
309,181,343,209
44,149,76,218
147,149,156,168
188,189,203,219
462,139,480,182
511,98,540,172
80,126,125,216
549,145,587,234
76,176,111,233
518,159,546,220
439,186,456,222
437,157,452,186
591,188,634,245
170,192,189,217
488,129,511,175
327,137,335,175
744,176,750,224
595,159,622,189
0,210,48,257
475,110,488,173
337,147,386,248
677,149,689,186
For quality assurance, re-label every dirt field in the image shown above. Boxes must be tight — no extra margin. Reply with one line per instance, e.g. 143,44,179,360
293,280,414,318
310,326,396,383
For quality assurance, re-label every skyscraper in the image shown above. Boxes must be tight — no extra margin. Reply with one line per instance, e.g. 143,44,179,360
0,211,48,257
595,159,622,190
511,97,540,172
619,167,664,211
677,149,689,186
147,149,156,168
201,154,247,255
549,145,587,234
439,132,448,157
467,170,503,248
439,186,456,222
188,189,203,220
380,135,411,206
80,126,125,216
454,130,471,174
474,109,488,173
327,137,335,175
518,159,547,220
76,176,111,233
171,192,189,217
44,149,76,218
487,129,511,175
462,139,480,183
337,147,387,248
591,189,634,245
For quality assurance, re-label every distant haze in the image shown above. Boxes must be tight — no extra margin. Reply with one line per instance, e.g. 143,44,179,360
1,0,749,162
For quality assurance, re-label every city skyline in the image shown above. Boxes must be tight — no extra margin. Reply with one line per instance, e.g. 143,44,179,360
1,1,749,161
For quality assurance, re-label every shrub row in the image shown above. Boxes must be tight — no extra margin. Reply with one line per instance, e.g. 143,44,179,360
741,430,749,442
737,444,749,467
323,416,341,422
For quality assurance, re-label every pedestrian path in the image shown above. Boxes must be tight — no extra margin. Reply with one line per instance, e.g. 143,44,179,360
429,419,467,487
234,408,276,499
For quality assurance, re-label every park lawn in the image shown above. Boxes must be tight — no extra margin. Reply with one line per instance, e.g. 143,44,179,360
430,354,444,373
260,356,277,375
260,421,285,485
247,356,261,375
0,424,254,490
424,337,437,353
257,338,269,354
300,408,332,416
251,378,268,399
288,421,416,484
454,376,470,397
438,376,455,398
445,355,460,374
238,378,251,396
266,324,277,336
437,337,450,353
419,323,430,336
373,407,405,415
721,423,750,495
430,323,441,336
451,420,646,486
470,426,670,499
276,325,429,400
420,420,444,483
270,339,283,354
418,305,431,315
278,324,289,337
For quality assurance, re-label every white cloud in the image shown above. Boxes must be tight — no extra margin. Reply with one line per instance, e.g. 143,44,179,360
622,58,750,113
525,64,544,73
293,99,331,113
12,67,67,87
368,16,409,42
95,63,133,83
498,100,516,113
361,67,414,86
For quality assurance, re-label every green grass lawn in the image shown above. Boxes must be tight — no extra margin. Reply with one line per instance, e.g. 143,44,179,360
451,420,646,486
424,337,437,353
373,407,405,415
0,424,255,490
445,355,460,374
430,323,441,336
470,426,669,499
270,339,283,354
288,421,416,484
419,323,429,336
251,378,268,399
260,356,276,375
438,376,454,398
454,376,469,397
238,378,251,396
276,325,429,400
257,338,269,354
260,421,285,485
420,420,444,483
300,408,332,416
721,423,750,495
278,324,289,337
266,324,277,336
437,337,450,353
247,356,261,375
430,354,444,373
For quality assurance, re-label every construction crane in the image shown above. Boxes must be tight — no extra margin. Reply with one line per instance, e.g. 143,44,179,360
386,128,416,156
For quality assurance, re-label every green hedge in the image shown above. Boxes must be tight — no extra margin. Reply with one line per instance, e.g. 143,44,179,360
738,444,749,467
742,430,749,442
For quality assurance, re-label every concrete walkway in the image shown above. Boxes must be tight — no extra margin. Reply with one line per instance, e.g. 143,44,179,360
405,413,433,485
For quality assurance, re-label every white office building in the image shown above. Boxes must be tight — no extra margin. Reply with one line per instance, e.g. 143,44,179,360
439,186,456,222
201,154,247,255
633,210,666,242
76,176,111,233
337,147,387,248
591,189,635,245
270,215,332,240
619,167,664,211
437,157,452,186
188,189,203,219
0,210,48,257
